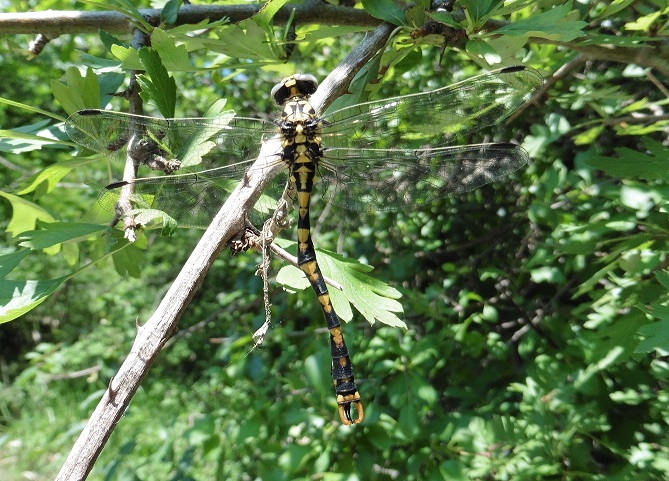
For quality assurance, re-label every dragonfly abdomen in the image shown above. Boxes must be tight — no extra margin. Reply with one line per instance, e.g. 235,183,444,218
292,172,363,425
278,74,363,424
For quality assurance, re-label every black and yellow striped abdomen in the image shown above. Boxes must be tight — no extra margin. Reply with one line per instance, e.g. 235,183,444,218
275,75,363,425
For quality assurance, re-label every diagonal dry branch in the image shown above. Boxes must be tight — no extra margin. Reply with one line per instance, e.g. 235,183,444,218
54,22,394,481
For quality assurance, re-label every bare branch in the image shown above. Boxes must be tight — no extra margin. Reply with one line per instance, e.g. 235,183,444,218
0,3,380,36
552,41,669,77
116,29,150,241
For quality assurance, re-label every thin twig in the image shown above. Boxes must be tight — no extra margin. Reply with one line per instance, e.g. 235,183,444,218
115,28,150,242
646,69,669,98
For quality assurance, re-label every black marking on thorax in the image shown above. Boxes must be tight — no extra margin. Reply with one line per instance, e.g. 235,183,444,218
279,97,323,182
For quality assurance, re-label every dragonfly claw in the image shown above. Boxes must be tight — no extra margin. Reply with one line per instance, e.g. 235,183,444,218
337,394,364,425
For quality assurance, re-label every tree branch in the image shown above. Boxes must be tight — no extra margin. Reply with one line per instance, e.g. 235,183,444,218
547,39,669,77
0,3,380,36
53,21,394,481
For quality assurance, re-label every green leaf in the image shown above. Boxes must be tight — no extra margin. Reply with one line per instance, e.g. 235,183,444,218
0,277,70,324
589,309,647,361
317,248,405,328
574,233,654,298
439,461,468,481
655,270,669,290
598,0,636,19
0,121,63,154
625,9,663,32
137,47,177,118
573,125,605,145
361,0,407,25
112,241,146,277
175,109,235,168
111,43,142,70
17,223,106,249
150,28,194,71
494,2,587,41
276,265,310,293
274,241,405,327
253,0,290,32
530,266,567,284
303,353,330,397
160,0,182,25
0,250,29,278
0,191,56,237
99,30,127,51
460,0,503,23
204,21,277,61
0,96,65,122
126,209,178,235
636,320,669,353
578,33,659,47
398,398,420,439
324,53,382,115
17,157,97,198
586,137,669,182
51,66,101,114
428,11,462,29
484,34,530,61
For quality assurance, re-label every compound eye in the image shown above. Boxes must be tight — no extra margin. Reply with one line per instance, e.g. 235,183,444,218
271,80,289,105
293,74,318,96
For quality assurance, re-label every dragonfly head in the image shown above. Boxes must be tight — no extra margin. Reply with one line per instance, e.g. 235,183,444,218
271,73,318,105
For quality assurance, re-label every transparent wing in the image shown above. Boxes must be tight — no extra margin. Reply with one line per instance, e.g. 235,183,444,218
320,66,544,149
316,143,528,212
65,109,277,171
65,109,286,227
96,153,287,229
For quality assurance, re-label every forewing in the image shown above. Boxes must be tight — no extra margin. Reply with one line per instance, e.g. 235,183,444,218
65,109,278,172
320,66,544,149
65,109,287,228
316,144,529,212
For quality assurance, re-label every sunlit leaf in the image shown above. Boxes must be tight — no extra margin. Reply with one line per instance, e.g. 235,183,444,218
0,191,56,237
495,3,587,41
253,0,290,32
17,223,106,249
150,28,194,71
17,157,97,198
204,21,277,61
275,241,404,328
137,47,177,118
0,277,69,324
51,66,101,114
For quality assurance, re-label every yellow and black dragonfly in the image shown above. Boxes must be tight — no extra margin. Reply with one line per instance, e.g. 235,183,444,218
65,65,544,425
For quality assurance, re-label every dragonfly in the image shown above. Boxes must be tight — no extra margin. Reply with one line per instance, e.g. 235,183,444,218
65,65,544,425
